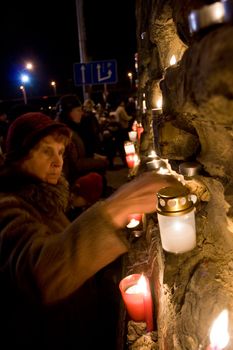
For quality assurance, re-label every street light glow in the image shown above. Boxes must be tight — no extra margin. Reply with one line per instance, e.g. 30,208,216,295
25,62,33,70
21,74,30,83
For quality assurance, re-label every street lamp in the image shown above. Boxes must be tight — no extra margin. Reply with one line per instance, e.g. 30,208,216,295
20,85,27,105
20,74,30,104
50,81,57,96
25,62,33,70
127,72,133,88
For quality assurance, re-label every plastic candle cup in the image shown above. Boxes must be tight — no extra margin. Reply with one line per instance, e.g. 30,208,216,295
119,274,154,331
156,186,196,254
128,131,137,142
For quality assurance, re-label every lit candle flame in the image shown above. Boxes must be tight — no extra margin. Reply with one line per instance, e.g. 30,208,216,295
148,150,157,158
126,218,140,229
210,309,229,349
125,274,147,294
157,167,169,174
156,97,163,108
138,274,147,292
169,55,177,66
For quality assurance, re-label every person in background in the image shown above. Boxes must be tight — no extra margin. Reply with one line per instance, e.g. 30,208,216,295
0,112,179,348
56,94,109,196
113,98,133,166
80,98,104,157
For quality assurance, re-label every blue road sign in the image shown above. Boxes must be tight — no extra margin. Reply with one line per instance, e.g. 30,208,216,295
73,63,92,85
73,60,118,85
91,60,117,84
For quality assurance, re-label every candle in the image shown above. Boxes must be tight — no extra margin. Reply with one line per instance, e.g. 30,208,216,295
128,213,142,222
156,166,170,174
137,123,144,141
169,55,177,66
119,273,154,331
157,187,197,254
126,213,142,228
158,219,196,254
124,141,136,155
128,131,137,142
207,309,229,350
148,150,157,158
132,120,138,131
126,153,139,169
126,218,140,228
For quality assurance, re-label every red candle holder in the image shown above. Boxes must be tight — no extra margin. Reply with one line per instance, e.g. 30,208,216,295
119,273,154,331
128,213,142,222
126,153,139,168
137,123,144,141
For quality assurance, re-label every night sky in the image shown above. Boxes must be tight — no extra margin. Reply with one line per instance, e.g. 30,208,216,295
0,0,137,101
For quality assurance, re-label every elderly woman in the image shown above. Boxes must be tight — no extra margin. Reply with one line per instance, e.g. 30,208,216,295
0,112,178,348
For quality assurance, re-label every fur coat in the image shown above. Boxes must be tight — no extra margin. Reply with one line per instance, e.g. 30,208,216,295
0,165,128,348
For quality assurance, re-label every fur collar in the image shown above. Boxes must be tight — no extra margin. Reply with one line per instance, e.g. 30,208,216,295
0,165,70,215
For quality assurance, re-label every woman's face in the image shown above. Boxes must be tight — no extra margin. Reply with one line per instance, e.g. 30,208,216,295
69,106,83,123
20,135,66,184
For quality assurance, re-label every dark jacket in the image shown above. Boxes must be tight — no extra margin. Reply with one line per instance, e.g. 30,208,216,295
57,114,108,186
0,165,128,348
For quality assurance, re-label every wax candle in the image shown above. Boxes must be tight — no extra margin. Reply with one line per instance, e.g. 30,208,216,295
126,153,139,169
124,141,136,155
207,309,229,350
126,213,142,229
119,274,154,332
128,131,137,142
148,150,157,158
132,120,137,131
137,123,144,141
157,210,196,254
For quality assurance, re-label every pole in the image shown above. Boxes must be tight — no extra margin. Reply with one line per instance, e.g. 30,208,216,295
75,0,90,101
20,86,27,104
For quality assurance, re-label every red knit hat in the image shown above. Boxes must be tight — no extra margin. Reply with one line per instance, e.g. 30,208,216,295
5,112,71,162
74,172,103,204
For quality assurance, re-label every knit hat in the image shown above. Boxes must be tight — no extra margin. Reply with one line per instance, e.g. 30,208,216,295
74,172,103,204
57,95,82,114
5,112,71,163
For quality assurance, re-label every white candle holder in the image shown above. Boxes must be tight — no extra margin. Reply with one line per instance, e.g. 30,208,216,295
128,131,137,142
156,186,196,254
124,141,136,155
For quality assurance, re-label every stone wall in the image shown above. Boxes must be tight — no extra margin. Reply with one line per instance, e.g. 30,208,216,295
133,0,233,349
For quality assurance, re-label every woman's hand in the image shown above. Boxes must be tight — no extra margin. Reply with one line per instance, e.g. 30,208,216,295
104,172,180,228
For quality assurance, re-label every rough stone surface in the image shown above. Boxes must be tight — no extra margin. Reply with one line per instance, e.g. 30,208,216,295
131,1,233,349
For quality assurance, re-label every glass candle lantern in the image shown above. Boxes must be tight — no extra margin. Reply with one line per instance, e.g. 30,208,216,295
156,186,196,254
124,141,136,155
128,131,137,142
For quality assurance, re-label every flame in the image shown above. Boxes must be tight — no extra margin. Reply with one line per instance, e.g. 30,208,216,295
148,150,157,158
137,274,147,294
169,55,177,66
157,167,169,174
125,274,147,294
156,97,163,108
210,309,229,349
126,218,140,228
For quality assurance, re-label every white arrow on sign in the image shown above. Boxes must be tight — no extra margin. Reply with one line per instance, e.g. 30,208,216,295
97,64,112,82
80,65,86,83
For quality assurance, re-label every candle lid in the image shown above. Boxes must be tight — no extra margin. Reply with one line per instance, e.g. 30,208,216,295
188,1,233,35
179,161,202,177
157,186,194,216
152,108,163,116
